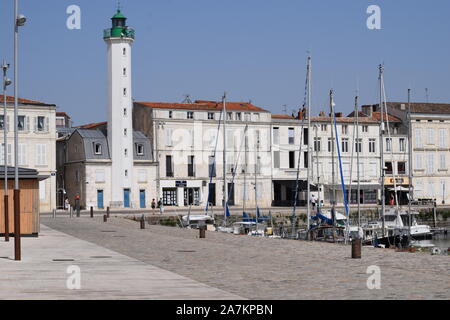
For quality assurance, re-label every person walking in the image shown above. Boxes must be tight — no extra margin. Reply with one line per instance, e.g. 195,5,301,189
158,199,164,215
151,199,156,215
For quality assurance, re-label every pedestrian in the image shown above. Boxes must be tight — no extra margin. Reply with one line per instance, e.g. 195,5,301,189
158,199,164,215
389,194,395,206
64,197,69,211
311,194,316,210
151,199,156,215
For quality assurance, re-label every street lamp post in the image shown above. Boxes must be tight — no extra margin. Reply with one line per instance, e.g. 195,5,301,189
13,0,27,261
2,61,12,242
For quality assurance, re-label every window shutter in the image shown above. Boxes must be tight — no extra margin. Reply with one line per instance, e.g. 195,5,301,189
6,115,9,132
7,144,11,165
415,129,422,148
165,128,173,147
26,116,30,132
35,116,38,132
274,151,280,169
45,117,49,132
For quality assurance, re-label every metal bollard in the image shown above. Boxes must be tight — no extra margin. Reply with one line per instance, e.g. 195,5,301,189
69,207,73,218
52,209,56,219
90,206,94,218
140,215,145,229
106,207,110,218
103,214,107,223
351,239,362,259
199,226,206,239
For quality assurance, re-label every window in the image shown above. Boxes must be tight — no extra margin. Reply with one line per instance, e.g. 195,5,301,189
386,138,392,152
165,128,173,147
124,108,127,116
427,154,434,174
362,125,368,133
398,162,406,175
328,138,333,152
136,144,144,155
342,139,349,153
124,149,128,157
288,128,295,145
208,112,214,120
125,170,128,177
440,154,446,170
369,139,376,153
123,67,127,76
124,128,127,136
36,144,47,165
273,151,280,169
95,169,105,183
273,127,280,145
321,124,327,132
245,113,251,121
0,115,4,130
415,128,422,148
18,144,26,166
188,155,195,177
415,154,423,170
342,125,348,135
289,151,295,169
314,137,321,152
18,115,25,131
227,112,233,121
169,111,173,119
304,152,309,169
235,113,242,121
355,139,362,153
399,138,406,152
1,143,11,165
303,128,309,145
385,162,393,175
427,128,434,145
439,129,446,148
187,112,194,119
370,162,377,177
166,155,174,177
123,88,127,96
208,156,216,177
123,48,126,56
94,143,102,155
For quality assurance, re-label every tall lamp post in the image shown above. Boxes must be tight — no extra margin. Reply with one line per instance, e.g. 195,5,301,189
2,61,12,242
13,0,27,261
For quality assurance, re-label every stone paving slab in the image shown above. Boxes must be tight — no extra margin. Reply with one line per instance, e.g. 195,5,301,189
41,217,450,300
0,225,243,300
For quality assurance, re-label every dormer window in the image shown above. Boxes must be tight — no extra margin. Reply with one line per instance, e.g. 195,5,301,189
136,143,144,155
187,112,194,119
94,143,102,155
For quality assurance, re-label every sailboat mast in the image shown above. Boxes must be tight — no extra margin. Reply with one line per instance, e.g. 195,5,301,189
306,56,312,234
330,89,336,225
407,88,413,242
255,129,259,232
379,65,386,237
315,124,320,213
355,95,361,228
243,129,247,214
223,93,228,225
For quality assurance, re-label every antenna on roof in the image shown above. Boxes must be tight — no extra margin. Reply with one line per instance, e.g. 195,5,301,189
182,94,193,104
282,104,288,114
425,88,429,103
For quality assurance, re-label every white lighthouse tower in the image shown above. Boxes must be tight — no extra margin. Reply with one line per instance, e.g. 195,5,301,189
103,9,135,208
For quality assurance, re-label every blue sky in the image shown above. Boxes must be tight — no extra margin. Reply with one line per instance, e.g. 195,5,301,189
0,0,449,125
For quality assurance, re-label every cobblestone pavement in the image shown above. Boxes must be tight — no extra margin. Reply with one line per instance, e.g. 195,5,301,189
0,224,242,300
42,217,450,300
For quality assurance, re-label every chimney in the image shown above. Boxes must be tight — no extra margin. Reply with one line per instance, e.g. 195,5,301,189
297,110,303,120
361,105,373,117
319,111,325,117
335,112,343,118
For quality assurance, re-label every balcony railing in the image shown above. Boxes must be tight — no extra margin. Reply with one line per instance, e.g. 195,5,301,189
103,28,135,40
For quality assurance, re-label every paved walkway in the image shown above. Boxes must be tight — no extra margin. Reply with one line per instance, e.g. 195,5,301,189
42,217,450,300
0,225,242,300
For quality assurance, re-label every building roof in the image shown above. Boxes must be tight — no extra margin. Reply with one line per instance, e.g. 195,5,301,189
56,112,71,119
272,114,296,119
135,100,270,113
0,94,55,106
74,121,107,129
0,166,47,180
362,102,450,115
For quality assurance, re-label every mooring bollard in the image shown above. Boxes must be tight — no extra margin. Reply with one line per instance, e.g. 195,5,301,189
106,207,110,218
90,206,94,218
52,209,56,219
69,207,73,218
352,239,362,259
199,225,206,239
140,215,145,229
103,214,107,223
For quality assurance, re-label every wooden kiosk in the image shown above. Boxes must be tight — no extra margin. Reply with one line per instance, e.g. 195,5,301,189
0,167,47,237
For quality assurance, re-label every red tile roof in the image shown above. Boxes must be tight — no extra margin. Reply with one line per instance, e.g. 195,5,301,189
56,112,71,119
363,102,450,115
135,100,270,113
371,112,401,122
0,94,55,106
272,114,296,119
74,121,107,129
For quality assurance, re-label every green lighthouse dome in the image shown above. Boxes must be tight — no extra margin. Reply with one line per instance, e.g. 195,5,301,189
103,9,135,40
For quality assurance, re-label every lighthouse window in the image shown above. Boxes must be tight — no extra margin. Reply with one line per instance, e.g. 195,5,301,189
123,88,127,96
123,108,127,116
123,48,126,56
125,170,128,177
136,144,144,155
124,149,128,157
123,68,127,76
124,128,127,136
